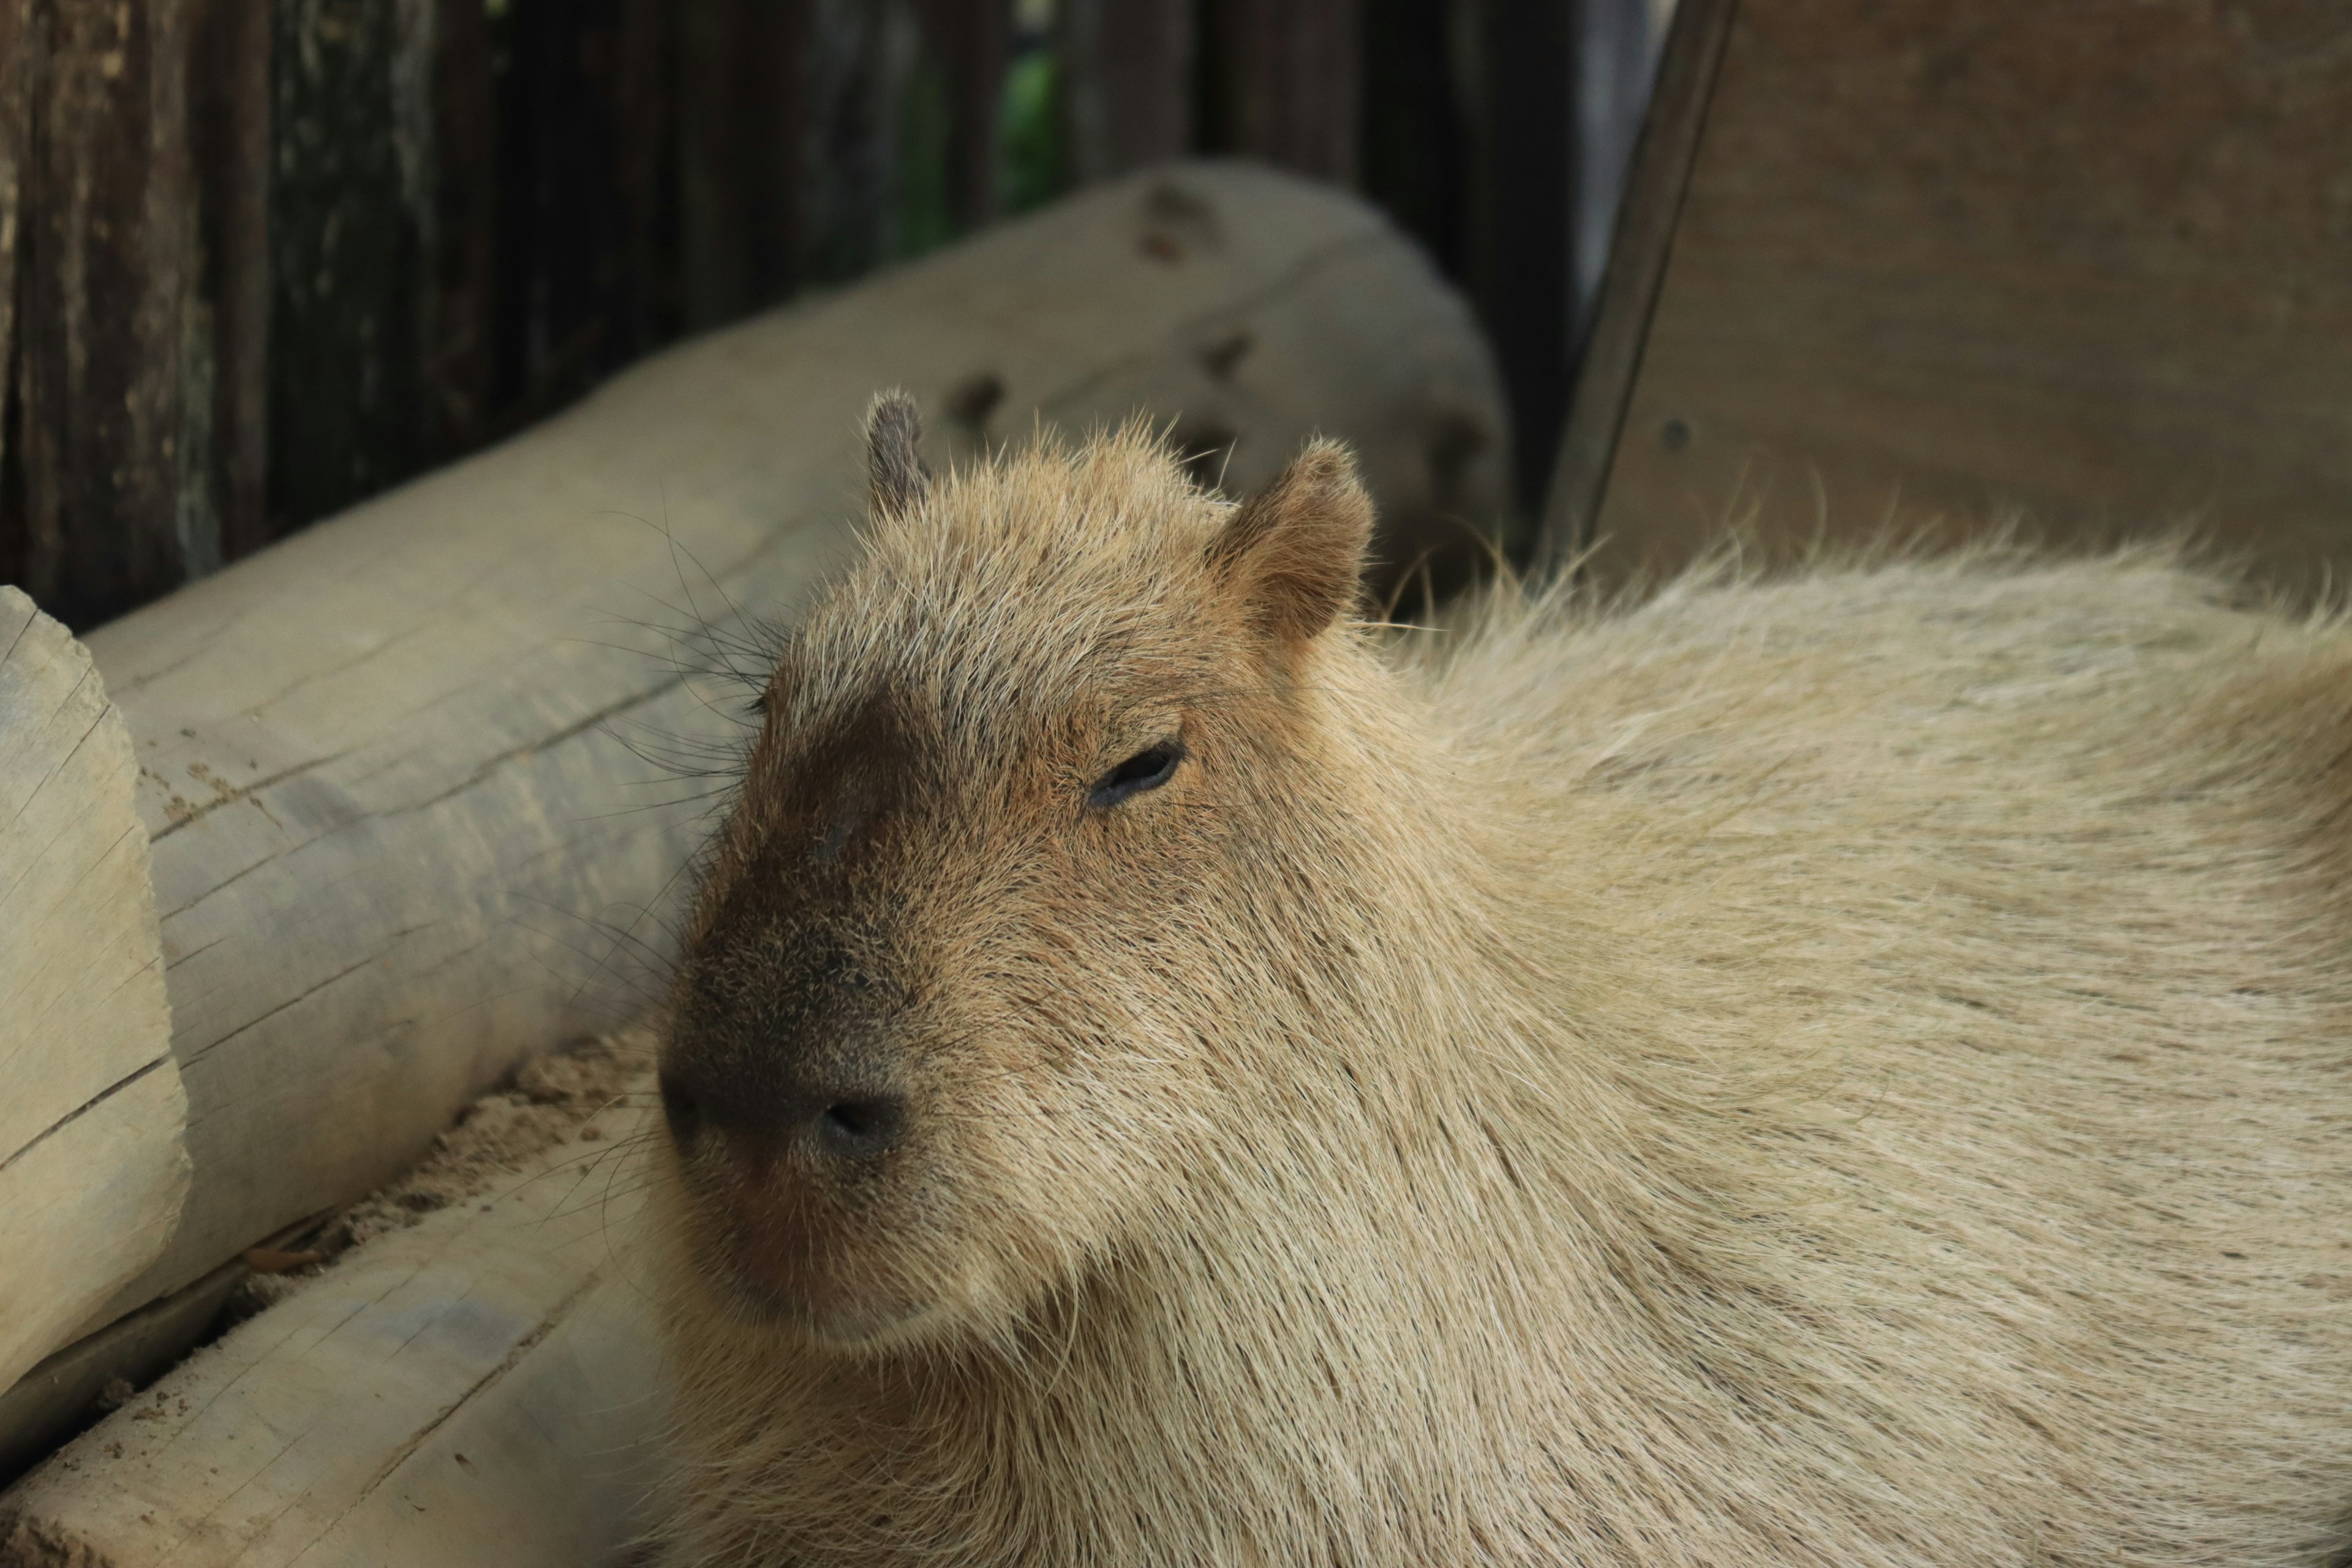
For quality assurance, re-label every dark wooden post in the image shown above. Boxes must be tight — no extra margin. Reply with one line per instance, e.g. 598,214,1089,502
679,0,812,327
189,0,273,565
1469,0,1576,515
916,0,1013,228
489,0,674,424
1060,0,1193,184
426,0,496,454
268,0,431,537
16,0,207,628
0,0,31,596
1359,0,1467,276
1199,0,1361,183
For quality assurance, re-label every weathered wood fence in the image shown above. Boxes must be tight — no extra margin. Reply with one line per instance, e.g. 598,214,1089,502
0,0,1662,629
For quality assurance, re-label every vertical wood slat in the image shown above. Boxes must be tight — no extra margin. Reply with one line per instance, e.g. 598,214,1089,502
1536,0,1735,569
425,0,494,453
188,0,271,565
0,0,29,593
1468,0,1575,514
679,0,812,328
914,0,1012,228
1199,0,1361,184
268,0,432,537
489,0,674,427
1058,0,1191,185
799,0,921,285
18,0,205,628
1358,0,1466,277
1570,0,1661,323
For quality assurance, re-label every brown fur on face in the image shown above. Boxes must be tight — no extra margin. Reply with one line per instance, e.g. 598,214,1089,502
649,404,2352,1566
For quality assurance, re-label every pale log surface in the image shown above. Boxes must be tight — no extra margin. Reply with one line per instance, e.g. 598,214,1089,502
73,160,1509,1348
0,1099,664,1567
0,589,189,1396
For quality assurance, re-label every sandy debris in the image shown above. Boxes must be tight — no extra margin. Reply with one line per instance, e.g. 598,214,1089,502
225,1021,660,1322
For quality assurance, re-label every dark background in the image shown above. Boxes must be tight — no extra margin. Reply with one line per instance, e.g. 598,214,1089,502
0,0,1667,629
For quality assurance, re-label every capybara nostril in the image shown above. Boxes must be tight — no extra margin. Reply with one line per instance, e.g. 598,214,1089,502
658,1067,704,1144
813,1095,903,1159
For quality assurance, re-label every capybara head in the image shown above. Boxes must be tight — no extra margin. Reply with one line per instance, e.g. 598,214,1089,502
656,393,1378,1352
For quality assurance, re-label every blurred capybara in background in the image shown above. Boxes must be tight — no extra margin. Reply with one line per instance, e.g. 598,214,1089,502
646,394,2352,1566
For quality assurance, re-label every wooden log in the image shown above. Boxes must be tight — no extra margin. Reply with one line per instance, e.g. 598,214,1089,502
0,590,189,1399
61,162,1509,1371
0,1096,665,1567
0,1259,247,1488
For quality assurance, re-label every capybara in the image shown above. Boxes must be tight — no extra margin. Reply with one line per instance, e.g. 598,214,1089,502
646,394,2352,1566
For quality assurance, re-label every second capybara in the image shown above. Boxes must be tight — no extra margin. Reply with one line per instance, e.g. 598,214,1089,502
644,395,2352,1566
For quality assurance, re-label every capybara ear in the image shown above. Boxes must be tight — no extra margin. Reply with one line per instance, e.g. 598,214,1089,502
865,390,929,518
1205,439,1373,644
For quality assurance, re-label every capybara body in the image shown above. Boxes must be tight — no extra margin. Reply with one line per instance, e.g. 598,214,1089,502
647,404,2352,1567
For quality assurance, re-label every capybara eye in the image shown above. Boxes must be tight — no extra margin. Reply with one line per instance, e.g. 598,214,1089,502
1088,741,1183,810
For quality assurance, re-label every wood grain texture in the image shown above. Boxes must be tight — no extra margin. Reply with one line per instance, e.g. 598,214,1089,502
1538,0,1736,569
1468,0,1579,509
1201,0,1362,183
72,164,1507,1338
1060,0,1193,184
187,0,273,567
267,0,435,534
0,1259,246,1487
489,0,676,431
0,1098,663,1568
0,589,189,1400
15,0,208,627
914,0,1012,229
1571,0,2352,586
0,0,27,588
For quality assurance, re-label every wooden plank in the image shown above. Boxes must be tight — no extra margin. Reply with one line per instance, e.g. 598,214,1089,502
1468,0,1577,511
1537,0,1735,570
1059,0,1192,186
187,0,271,565
1567,0,2352,586
914,0,1012,229
0,1099,664,1567
489,0,676,427
0,589,189,1401
65,165,1506,1346
425,0,497,454
16,0,206,627
1199,0,1361,184
0,0,29,592
1358,0,1465,277
266,0,433,535
1571,0,1667,321
677,0,812,327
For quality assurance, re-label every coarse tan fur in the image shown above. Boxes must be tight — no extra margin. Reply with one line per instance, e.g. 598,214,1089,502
644,401,2352,1567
